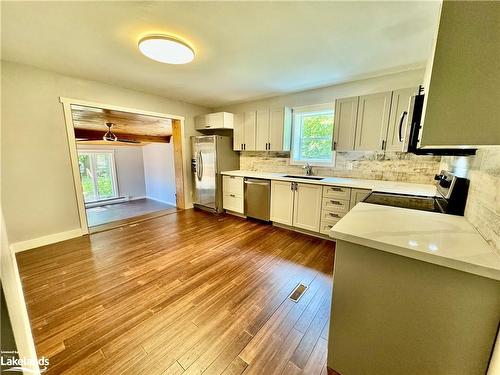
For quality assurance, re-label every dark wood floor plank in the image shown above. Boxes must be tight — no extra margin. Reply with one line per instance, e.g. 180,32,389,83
16,209,334,374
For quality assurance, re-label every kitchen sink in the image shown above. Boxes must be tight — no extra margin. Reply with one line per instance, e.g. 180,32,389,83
283,175,325,180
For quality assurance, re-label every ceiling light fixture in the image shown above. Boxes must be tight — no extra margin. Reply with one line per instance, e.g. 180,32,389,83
138,35,194,64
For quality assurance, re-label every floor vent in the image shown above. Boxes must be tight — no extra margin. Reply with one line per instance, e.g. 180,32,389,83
289,283,307,302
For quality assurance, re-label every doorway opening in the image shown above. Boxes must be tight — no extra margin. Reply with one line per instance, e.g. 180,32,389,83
61,99,186,234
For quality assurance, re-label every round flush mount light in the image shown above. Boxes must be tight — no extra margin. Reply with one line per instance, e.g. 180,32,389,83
138,35,194,64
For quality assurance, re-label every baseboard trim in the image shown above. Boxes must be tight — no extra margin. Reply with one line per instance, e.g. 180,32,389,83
11,228,83,253
273,222,334,241
146,196,176,206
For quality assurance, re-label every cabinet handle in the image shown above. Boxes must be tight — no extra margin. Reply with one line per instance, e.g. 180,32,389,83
332,140,337,151
205,125,211,128
330,187,343,192
398,111,408,142
230,194,236,197
381,140,386,150
329,213,340,218
244,143,246,150
241,143,243,150
330,200,342,205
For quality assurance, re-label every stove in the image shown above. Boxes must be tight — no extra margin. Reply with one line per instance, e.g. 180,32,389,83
363,171,469,216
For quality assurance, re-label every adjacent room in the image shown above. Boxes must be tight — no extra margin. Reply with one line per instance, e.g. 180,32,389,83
70,105,178,230
1,1,499,375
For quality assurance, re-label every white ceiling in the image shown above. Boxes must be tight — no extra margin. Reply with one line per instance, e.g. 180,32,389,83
1,1,441,108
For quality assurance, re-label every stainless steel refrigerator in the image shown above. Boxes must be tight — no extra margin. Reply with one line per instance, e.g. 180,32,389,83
191,135,239,213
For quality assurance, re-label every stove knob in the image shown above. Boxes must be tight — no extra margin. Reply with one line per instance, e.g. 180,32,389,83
434,174,443,181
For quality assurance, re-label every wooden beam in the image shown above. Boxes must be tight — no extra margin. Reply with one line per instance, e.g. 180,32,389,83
172,119,186,209
74,128,171,143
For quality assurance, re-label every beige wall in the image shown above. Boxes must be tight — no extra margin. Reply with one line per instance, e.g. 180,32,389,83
143,143,176,205
1,61,209,244
215,68,425,113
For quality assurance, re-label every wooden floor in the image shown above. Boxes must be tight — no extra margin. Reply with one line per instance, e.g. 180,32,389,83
17,209,334,375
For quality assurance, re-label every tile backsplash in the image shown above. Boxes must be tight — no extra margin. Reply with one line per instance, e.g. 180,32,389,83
441,147,500,253
240,151,441,184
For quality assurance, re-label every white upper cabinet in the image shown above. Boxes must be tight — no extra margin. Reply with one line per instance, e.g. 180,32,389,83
386,87,417,151
354,92,392,151
269,107,292,151
420,1,500,147
270,180,294,226
243,111,256,151
233,113,244,151
255,109,270,151
195,112,233,130
233,107,292,151
333,96,359,151
233,111,257,151
293,183,322,232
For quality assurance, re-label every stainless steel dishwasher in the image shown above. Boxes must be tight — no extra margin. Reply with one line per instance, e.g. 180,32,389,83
244,178,271,221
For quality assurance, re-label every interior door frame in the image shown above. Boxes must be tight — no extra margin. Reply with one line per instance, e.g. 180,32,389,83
60,97,186,235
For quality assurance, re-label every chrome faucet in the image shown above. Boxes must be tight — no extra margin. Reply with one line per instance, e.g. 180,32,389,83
303,163,313,176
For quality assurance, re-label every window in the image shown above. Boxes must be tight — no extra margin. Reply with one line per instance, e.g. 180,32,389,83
78,151,119,203
291,104,335,166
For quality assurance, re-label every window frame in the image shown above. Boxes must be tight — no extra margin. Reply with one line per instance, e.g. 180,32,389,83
290,103,335,167
77,149,119,203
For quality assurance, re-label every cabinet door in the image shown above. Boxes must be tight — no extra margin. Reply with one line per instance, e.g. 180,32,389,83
194,114,207,130
386,88,416,151
233,113,244,151
270,180,294,226
421,2,500,146
293,183,322,232
243,111,257,151
269,107,292,151
354,92,392,151
333,97,358,151
349,188,371,210
255,109,270,151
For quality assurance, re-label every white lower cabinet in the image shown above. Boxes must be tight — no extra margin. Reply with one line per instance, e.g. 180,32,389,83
270,180,294,226
222,176,244,214
268,179,373,237
270,181,322,232
349,188,371,210
293,183,323,232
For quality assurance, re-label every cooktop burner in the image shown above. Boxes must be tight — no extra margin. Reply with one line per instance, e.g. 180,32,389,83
363,192,445,213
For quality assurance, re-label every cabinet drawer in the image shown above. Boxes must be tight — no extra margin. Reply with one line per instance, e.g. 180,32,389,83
223,193,244,214
323,185,351,200
322,198,350,213
321,209,345,222
223,176,244,196
320,220,340,235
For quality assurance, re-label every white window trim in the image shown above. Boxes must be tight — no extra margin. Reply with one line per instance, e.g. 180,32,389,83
290,103,335,167
77,149,120,203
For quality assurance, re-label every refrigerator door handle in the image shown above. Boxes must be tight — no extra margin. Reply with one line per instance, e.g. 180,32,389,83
197,151,203,181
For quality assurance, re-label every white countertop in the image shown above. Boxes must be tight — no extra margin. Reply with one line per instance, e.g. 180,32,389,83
221,170,437,197
330,203,500,281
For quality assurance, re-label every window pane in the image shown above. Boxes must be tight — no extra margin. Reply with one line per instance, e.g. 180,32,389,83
95,153,116,200
293,110,334,163
300,138,333,160
78,154,96,202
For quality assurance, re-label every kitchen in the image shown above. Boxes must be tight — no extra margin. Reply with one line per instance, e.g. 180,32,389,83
1,1,499,375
